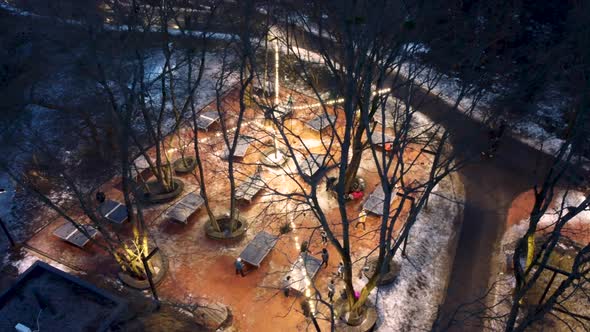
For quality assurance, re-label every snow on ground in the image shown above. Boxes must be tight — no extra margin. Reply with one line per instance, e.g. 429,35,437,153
137,50,238,135
0,0,240,41
503,190,590,246
287,14,336,41
488,189,590,330
103,23,239,41
3,0,580,164
398,59,583,165
399,61,493,122
273,31,580,167
8,249,74,275
371,176,464,331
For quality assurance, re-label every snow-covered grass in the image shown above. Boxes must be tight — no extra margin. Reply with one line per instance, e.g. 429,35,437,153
372,175,464,331
399,61,494,122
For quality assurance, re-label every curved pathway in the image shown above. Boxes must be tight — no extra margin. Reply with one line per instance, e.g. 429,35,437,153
412,89,554,331
288,29,560,331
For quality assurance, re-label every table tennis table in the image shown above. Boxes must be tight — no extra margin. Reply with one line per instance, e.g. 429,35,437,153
222,136,254,159
239,231,279,268
98,200,128,224
285,253,322,294
306,113,336,132
370,131,395,148
53,222,98,248
363,185,397,216
166,192,205,224
235,173,265,203
196,111,220,131
300,154,325,177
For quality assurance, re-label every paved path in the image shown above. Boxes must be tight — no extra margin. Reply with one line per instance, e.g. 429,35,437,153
411,90,554,331
289,29,560,330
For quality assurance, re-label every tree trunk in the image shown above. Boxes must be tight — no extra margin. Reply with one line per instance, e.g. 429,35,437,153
228,157,237,232
193,132,219,232
344,126,366,192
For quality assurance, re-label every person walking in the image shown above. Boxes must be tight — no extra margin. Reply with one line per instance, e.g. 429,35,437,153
325,177,337,192
327,279,335,302
318,248,329,268
235,258,245,277
337,262,344,278
282,275,291,297
300,241,310,255
320,230,328,245
355,210,367,230
95,191,106,203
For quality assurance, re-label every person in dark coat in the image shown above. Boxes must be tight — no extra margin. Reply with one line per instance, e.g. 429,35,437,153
326,177,337,192
317,248,329,268
300,241,310,254
327,279,335,302
96,191,106,203
235,258,245,277
282,275,291,297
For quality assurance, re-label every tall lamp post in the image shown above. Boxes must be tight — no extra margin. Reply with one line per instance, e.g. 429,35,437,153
0,188,16,247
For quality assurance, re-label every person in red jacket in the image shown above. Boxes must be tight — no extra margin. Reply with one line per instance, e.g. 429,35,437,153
348,190,364,200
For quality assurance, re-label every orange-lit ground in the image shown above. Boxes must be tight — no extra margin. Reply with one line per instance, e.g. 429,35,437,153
25,87,432,331
506,189,590,244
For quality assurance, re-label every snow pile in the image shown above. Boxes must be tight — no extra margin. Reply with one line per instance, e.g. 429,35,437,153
372,178,463,331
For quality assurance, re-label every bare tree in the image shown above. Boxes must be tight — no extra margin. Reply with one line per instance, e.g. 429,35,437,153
238,1,488,329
